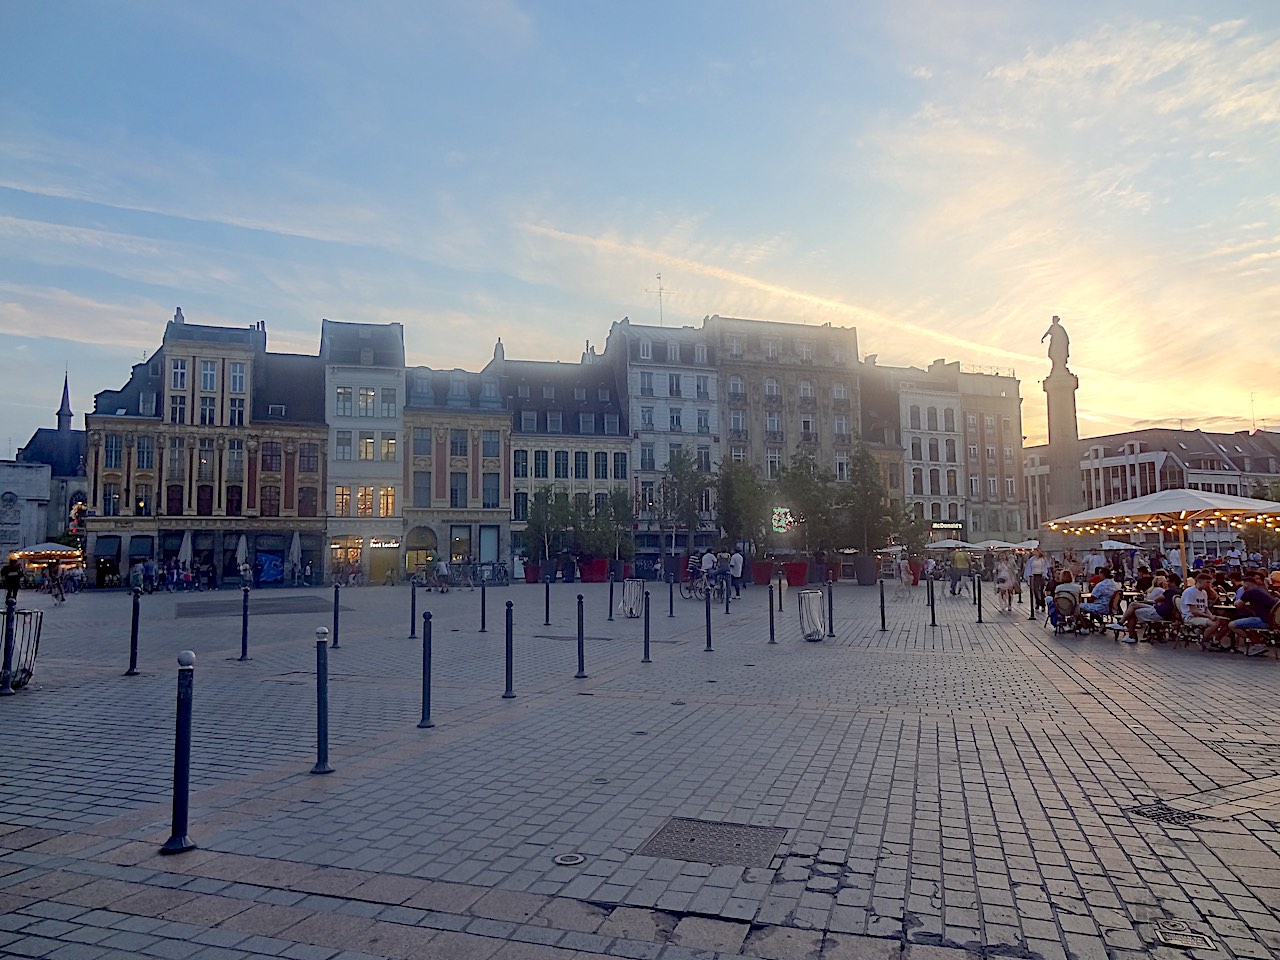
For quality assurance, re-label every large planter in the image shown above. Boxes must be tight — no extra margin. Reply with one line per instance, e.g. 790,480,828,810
853,555,878,586
827,563,841,582
524,562,542,584
751,561,776,586
580,558,609,583
782,561,809,588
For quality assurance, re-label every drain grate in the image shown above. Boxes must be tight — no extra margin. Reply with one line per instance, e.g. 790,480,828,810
1154,918,1217,950
1128,803,1215,826
636,817,786,867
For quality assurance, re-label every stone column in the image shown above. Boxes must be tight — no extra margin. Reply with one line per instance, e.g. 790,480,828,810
1041,367,1084,555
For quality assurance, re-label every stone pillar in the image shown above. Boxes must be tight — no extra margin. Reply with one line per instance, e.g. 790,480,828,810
1041,367,1084,555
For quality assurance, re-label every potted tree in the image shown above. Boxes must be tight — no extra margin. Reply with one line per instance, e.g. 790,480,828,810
776,454,837,586
714,460,774,584
840,442,894,585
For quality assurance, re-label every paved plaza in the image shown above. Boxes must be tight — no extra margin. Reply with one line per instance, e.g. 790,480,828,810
2,578,1280,960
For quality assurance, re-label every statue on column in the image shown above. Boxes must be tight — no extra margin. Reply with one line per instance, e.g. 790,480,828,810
1041,315,1070,372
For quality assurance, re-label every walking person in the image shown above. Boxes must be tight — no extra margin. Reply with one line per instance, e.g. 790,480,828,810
729,547,744,598
1025,548,1050,612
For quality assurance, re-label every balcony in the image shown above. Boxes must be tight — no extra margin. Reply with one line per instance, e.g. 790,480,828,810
640,387,654,397
728,391,747,406
798,396,817,409
640,459,656,472
696,390,710,400
729,428,749,440
833,432,852,446
697,424,710,434
801,431,819,444
762,394,781,407
765,430,785,443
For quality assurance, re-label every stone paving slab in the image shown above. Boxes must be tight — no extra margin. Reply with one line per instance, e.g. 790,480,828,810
2,582,1280,958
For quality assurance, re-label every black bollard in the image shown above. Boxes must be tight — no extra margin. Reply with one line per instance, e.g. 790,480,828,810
311,627,333,774
972,573,978,606
544,576,551,627
331,583,341,648
410,581,417,639
503,601,515,698
929,573,937,627
777,572,784,612
608,572,615,623
159,651,197,854
239,586,250,661
642,591,652,663
879,579,887,632
768,585,776,643
704,588,713,652
0,598,15,696
418,613,434,728
126,587,141,676
725,577,731,615
976,575,984,624
826,579,835,637
668,574,674,618
575,594,587,679
479,582,487,634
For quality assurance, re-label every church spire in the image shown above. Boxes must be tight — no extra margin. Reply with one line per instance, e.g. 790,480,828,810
57,373,72,433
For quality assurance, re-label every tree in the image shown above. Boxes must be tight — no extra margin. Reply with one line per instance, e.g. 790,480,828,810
582,485,636,560
776,453,837,554
656,448,704,558
714,460,769,548
840,442,894,552
893,505,932,555
525,486,572,562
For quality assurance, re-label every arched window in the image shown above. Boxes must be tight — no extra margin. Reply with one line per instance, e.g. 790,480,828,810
912,468,924,495
946,439,956,462
910,437,922,460
764,378,779,396
166,484,184,516
914,501,925,519
927,407,938,431
909,405,921,429
931,502,942,520
946,469,958,496
944,408,955,432
728,375,744,395
947,502,959,521
196,485,213,516
929,468,941,495
928,438,939,461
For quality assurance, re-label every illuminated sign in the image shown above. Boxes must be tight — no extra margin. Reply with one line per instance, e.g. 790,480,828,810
370,538,401,549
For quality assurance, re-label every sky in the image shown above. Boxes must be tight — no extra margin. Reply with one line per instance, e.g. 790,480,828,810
2,0,1279,453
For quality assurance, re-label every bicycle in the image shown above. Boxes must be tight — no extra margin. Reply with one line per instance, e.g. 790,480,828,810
692,573,728,604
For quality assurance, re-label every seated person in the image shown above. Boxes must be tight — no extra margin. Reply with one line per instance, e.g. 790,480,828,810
1226,569,1278,656
1053,569,1082,600
1081,568,1120,620
1134,567,1153,593
1122,575,1174,641
1180,571,1220,644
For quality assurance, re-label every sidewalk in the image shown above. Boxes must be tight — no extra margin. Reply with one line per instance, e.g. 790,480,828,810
1,580,1279,959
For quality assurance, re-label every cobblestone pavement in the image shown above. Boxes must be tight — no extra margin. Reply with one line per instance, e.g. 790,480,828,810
2,579,1279,959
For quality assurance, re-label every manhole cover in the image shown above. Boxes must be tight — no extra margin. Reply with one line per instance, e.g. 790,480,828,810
1154,918,1216,950
1128,803,1216,826
553,853,585,866
636,817,786,867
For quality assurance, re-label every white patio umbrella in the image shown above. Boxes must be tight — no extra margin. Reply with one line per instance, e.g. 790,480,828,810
288,531,301,568
1044,489,1280,572
1100,539,1140,551
177,530,192,566
1012,539,1040,550
235,534,248,566
971,539,1017,550
927,539,973,550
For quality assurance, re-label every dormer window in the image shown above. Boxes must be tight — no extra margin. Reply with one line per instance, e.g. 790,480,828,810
268,404,286,418
639,341,652,360
517,384,530,398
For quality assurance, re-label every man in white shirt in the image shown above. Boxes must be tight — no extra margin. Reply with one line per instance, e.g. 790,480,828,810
1084,551,1106,576
729,549,744,598
1180,572,1216,639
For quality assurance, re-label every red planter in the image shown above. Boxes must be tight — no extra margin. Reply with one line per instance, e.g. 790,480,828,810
579,558,609,583
827,563,841,582
524,562,542,584
783,561,809,587
751,561,776,585
623,563,633,579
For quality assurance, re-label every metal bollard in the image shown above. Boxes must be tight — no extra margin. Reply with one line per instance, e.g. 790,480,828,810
575,594,587,679
668,574,674,618
311,627,333,774
331,583,341,648
239,586,251,661
725,577,731,615
972,573,978,606
879,579,887,632
410,581,417,638
642,591,652,663
479,582,487,634
929,573,937,627
777,572,784,611
418,613,434,728
976,575,984,624
826,579,835,637
544,576,551,627
0,598,15,696
503,601,515,698
768,585,776,643
704,588,713,652
608,571,615,622
159,651,197,854
126,587,141,676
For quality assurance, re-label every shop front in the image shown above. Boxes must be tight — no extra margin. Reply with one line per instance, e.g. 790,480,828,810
447,523,501,564
404,526,438,576
330,535,363,583
92,534,121,587
368,536,401,584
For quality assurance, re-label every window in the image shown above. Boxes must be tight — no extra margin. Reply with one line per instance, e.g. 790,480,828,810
947,469,958,496
200,360,216,392
912,468,924,495
931,502,942,521
139,392,156,416
987,476,998,497
697,409,710,433
482,430,500,458
945,439,956,462
947,502,958,521
169,395,186,424
513,492,528,521
579,413,595,434
534,450,548,478
382,433,397,461
336,431,352,461
929,468,941,495
226,485,242,516
412,427,431,456
668,343,681,363
730,409,745,431
928,438,939,461
799,380,814,398
230,362,245,394
986,445,996,461
1004,446,1013,462
574,386,586,401
135,483,152,516
170,359,187,390
228,397,244,426
226,440,243,481
595,451,608,480
298,486,318,517
766,411,781,432
168,437,185,478
378,388,395,418
595,491,608,513
166,484,183,516
517,384,530,399
357,486,375,517
358,432,375,461
766,448,782,479
970,476,980,497
944,409,955,432
261,442,282,472
260,485,281,517
483,379,499,400
267,404,285,418
696,375,709,399
669,408,682,432
554,450,569,479
640,443,656,472
731,446,746,463
1002,416,1012,434
640,481,655,510
764,340,778,359
729,336,742,357
335,387,352,416
604,414,619,435
1006,477,1016,498
729,375,744,396
198,439,215,481
450,429,468,457
910,437,922,460
102,481,121,517
380,486,396,516
598,387,610,401
136,436,155,470
413,471,431,507
927,407,939,431
514,450,528,478
970,510,981,531
695,344,707,363
764,378,779,396
888,464,901,489
798,341,813,361
697,446,712,473
104,434,122,469
482,473,499,509
641,406,655,430
547,411,563,433
967,442,978,460
299,443,319,473
668,374,681,397
543,385,555,399
575,451,589,479
575,491,590,512
449,473,467,508
909,405,921,430
639,340,652,359
967,413,977,430
640,372,654,396
358,387,376,416
614,452,627,479
521,410,537,431
833,382,848,400
833,453,849,482
450,374,468,399
834,415,849,437
801,415,815,436
984,415,995,431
